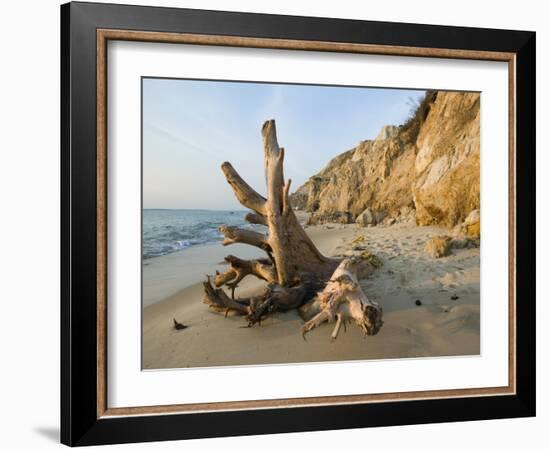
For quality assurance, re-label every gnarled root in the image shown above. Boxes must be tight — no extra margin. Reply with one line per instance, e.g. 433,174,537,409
203,275,312,325
246,283,310,326
218,226,271,252
203,276,250,315
214,255,277,293
300,258,384,341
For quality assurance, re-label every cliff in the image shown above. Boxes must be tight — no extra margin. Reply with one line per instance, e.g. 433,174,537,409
291,91,480,228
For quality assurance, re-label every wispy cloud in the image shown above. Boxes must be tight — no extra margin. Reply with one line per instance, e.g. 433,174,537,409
143,79,426,209
145,123,211,155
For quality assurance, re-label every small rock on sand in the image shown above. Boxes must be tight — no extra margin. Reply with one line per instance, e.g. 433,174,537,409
424,235,452,258
356,208,376,226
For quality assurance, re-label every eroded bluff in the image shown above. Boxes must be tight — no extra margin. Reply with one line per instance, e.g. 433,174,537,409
291,91,480,228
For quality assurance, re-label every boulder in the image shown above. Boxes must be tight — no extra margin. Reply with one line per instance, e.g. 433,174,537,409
451,209,480,242
356,208,376,226
424,235,452,258
463,209,480,239
375,209,388,224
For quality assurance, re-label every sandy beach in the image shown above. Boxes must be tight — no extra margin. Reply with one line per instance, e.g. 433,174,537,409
143,219,480,369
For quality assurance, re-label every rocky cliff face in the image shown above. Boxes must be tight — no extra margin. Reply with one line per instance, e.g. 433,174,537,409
291,91,480,228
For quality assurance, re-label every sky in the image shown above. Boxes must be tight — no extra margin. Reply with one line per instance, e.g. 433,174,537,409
142,78,425,210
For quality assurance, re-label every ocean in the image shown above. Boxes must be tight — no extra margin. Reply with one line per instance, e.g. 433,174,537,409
142,209,261,259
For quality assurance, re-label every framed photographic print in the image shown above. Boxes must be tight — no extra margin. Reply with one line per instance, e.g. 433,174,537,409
60,1,536,446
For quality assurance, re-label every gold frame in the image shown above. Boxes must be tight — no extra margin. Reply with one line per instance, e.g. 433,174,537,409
96,29,516,419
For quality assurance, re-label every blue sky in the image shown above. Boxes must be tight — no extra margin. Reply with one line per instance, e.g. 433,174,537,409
143,78,425,210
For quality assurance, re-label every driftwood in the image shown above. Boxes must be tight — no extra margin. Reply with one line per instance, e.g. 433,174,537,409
172,318,188,330
299,258,383,341
202,120,383,339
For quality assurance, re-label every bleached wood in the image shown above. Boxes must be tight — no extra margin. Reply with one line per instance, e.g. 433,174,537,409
221,162,267,215
301,258,384,341
214,255,277,288
244,212,267,226
218,226,270,251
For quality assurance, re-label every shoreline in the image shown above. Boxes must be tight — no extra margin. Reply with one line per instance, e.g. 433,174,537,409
143,221,480,369
142,211,310,307
143,241,264,307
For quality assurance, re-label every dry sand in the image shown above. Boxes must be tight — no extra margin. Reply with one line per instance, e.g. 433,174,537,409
143,222,480,369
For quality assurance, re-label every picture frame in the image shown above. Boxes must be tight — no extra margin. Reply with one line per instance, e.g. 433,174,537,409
60,1,536,446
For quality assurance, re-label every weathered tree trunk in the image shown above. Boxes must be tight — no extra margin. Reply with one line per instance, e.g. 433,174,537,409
203,120,383,338
299,259,384,340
